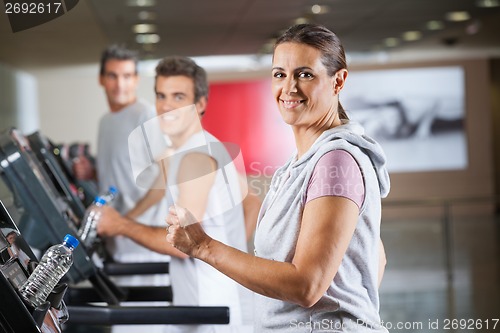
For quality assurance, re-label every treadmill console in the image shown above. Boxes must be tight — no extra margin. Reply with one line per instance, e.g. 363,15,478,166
0,200,63,333
1,256,28,289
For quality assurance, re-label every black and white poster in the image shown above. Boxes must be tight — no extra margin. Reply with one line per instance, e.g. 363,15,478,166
342,66,467,173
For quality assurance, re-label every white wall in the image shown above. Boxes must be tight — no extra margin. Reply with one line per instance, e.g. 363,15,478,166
31,64,156,152
0,63,39,200
0,63,39,134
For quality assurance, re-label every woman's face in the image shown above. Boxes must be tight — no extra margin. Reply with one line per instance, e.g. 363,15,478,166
272,42,342,129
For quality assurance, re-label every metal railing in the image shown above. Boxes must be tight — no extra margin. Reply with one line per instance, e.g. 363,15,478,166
382,195,498,284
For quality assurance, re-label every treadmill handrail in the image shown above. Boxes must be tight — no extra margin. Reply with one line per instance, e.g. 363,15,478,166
67,285,172,304
67,305,230,325
103,261,169,276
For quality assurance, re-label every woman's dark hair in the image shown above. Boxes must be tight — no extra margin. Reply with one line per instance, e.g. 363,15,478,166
155,56,209,105
99,44,139,76
274,24,349,120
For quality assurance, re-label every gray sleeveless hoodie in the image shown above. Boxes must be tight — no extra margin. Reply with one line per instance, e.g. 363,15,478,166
254,121,390,332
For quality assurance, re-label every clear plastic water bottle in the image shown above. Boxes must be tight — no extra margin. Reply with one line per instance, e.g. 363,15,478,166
19,234,79,308
101,185,118,205
78,196,106,248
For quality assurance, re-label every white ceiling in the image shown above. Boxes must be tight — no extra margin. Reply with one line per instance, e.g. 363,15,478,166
1,0,500,70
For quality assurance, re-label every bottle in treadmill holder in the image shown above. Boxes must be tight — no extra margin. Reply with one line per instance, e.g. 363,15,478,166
19,234,79,308
101,185,118,205
77,196,106,249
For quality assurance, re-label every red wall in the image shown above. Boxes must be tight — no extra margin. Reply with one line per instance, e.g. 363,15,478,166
203,79,294,176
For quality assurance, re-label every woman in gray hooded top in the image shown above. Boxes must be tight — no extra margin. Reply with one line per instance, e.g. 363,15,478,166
166,23,391,333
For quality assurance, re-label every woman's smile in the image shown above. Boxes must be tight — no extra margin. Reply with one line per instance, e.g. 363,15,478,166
280,99,305,109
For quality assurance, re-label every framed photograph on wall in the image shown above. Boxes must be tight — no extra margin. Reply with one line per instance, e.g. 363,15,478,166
341,66,467,173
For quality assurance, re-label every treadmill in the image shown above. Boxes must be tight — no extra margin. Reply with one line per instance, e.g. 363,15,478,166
0,200,229,331
24,130,171,279
26,131,89,220
0,128,229,327
0,200,66,333
0,127,121,303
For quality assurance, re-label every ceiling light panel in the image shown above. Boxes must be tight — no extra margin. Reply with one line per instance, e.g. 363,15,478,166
133,24,157,34
127,0,155,7
445,11,471,22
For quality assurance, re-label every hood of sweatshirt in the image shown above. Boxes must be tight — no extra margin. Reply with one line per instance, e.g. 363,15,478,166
291,121,391,198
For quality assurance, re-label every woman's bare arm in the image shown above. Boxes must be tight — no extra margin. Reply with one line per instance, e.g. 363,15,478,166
167,195,358,307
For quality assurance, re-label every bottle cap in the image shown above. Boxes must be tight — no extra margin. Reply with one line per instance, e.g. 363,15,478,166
63,234,79,249
108,186,118,195
94,196,107,205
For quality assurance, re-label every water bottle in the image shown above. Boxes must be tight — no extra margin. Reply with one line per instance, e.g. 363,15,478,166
78,196,106,248
19,234,79,308
101,185,118,205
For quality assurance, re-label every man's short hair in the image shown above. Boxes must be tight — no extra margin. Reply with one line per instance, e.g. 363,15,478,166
99,44,139,76
155,56,209,103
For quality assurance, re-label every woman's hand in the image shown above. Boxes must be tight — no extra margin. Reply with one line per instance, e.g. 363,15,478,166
165,205,212,258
